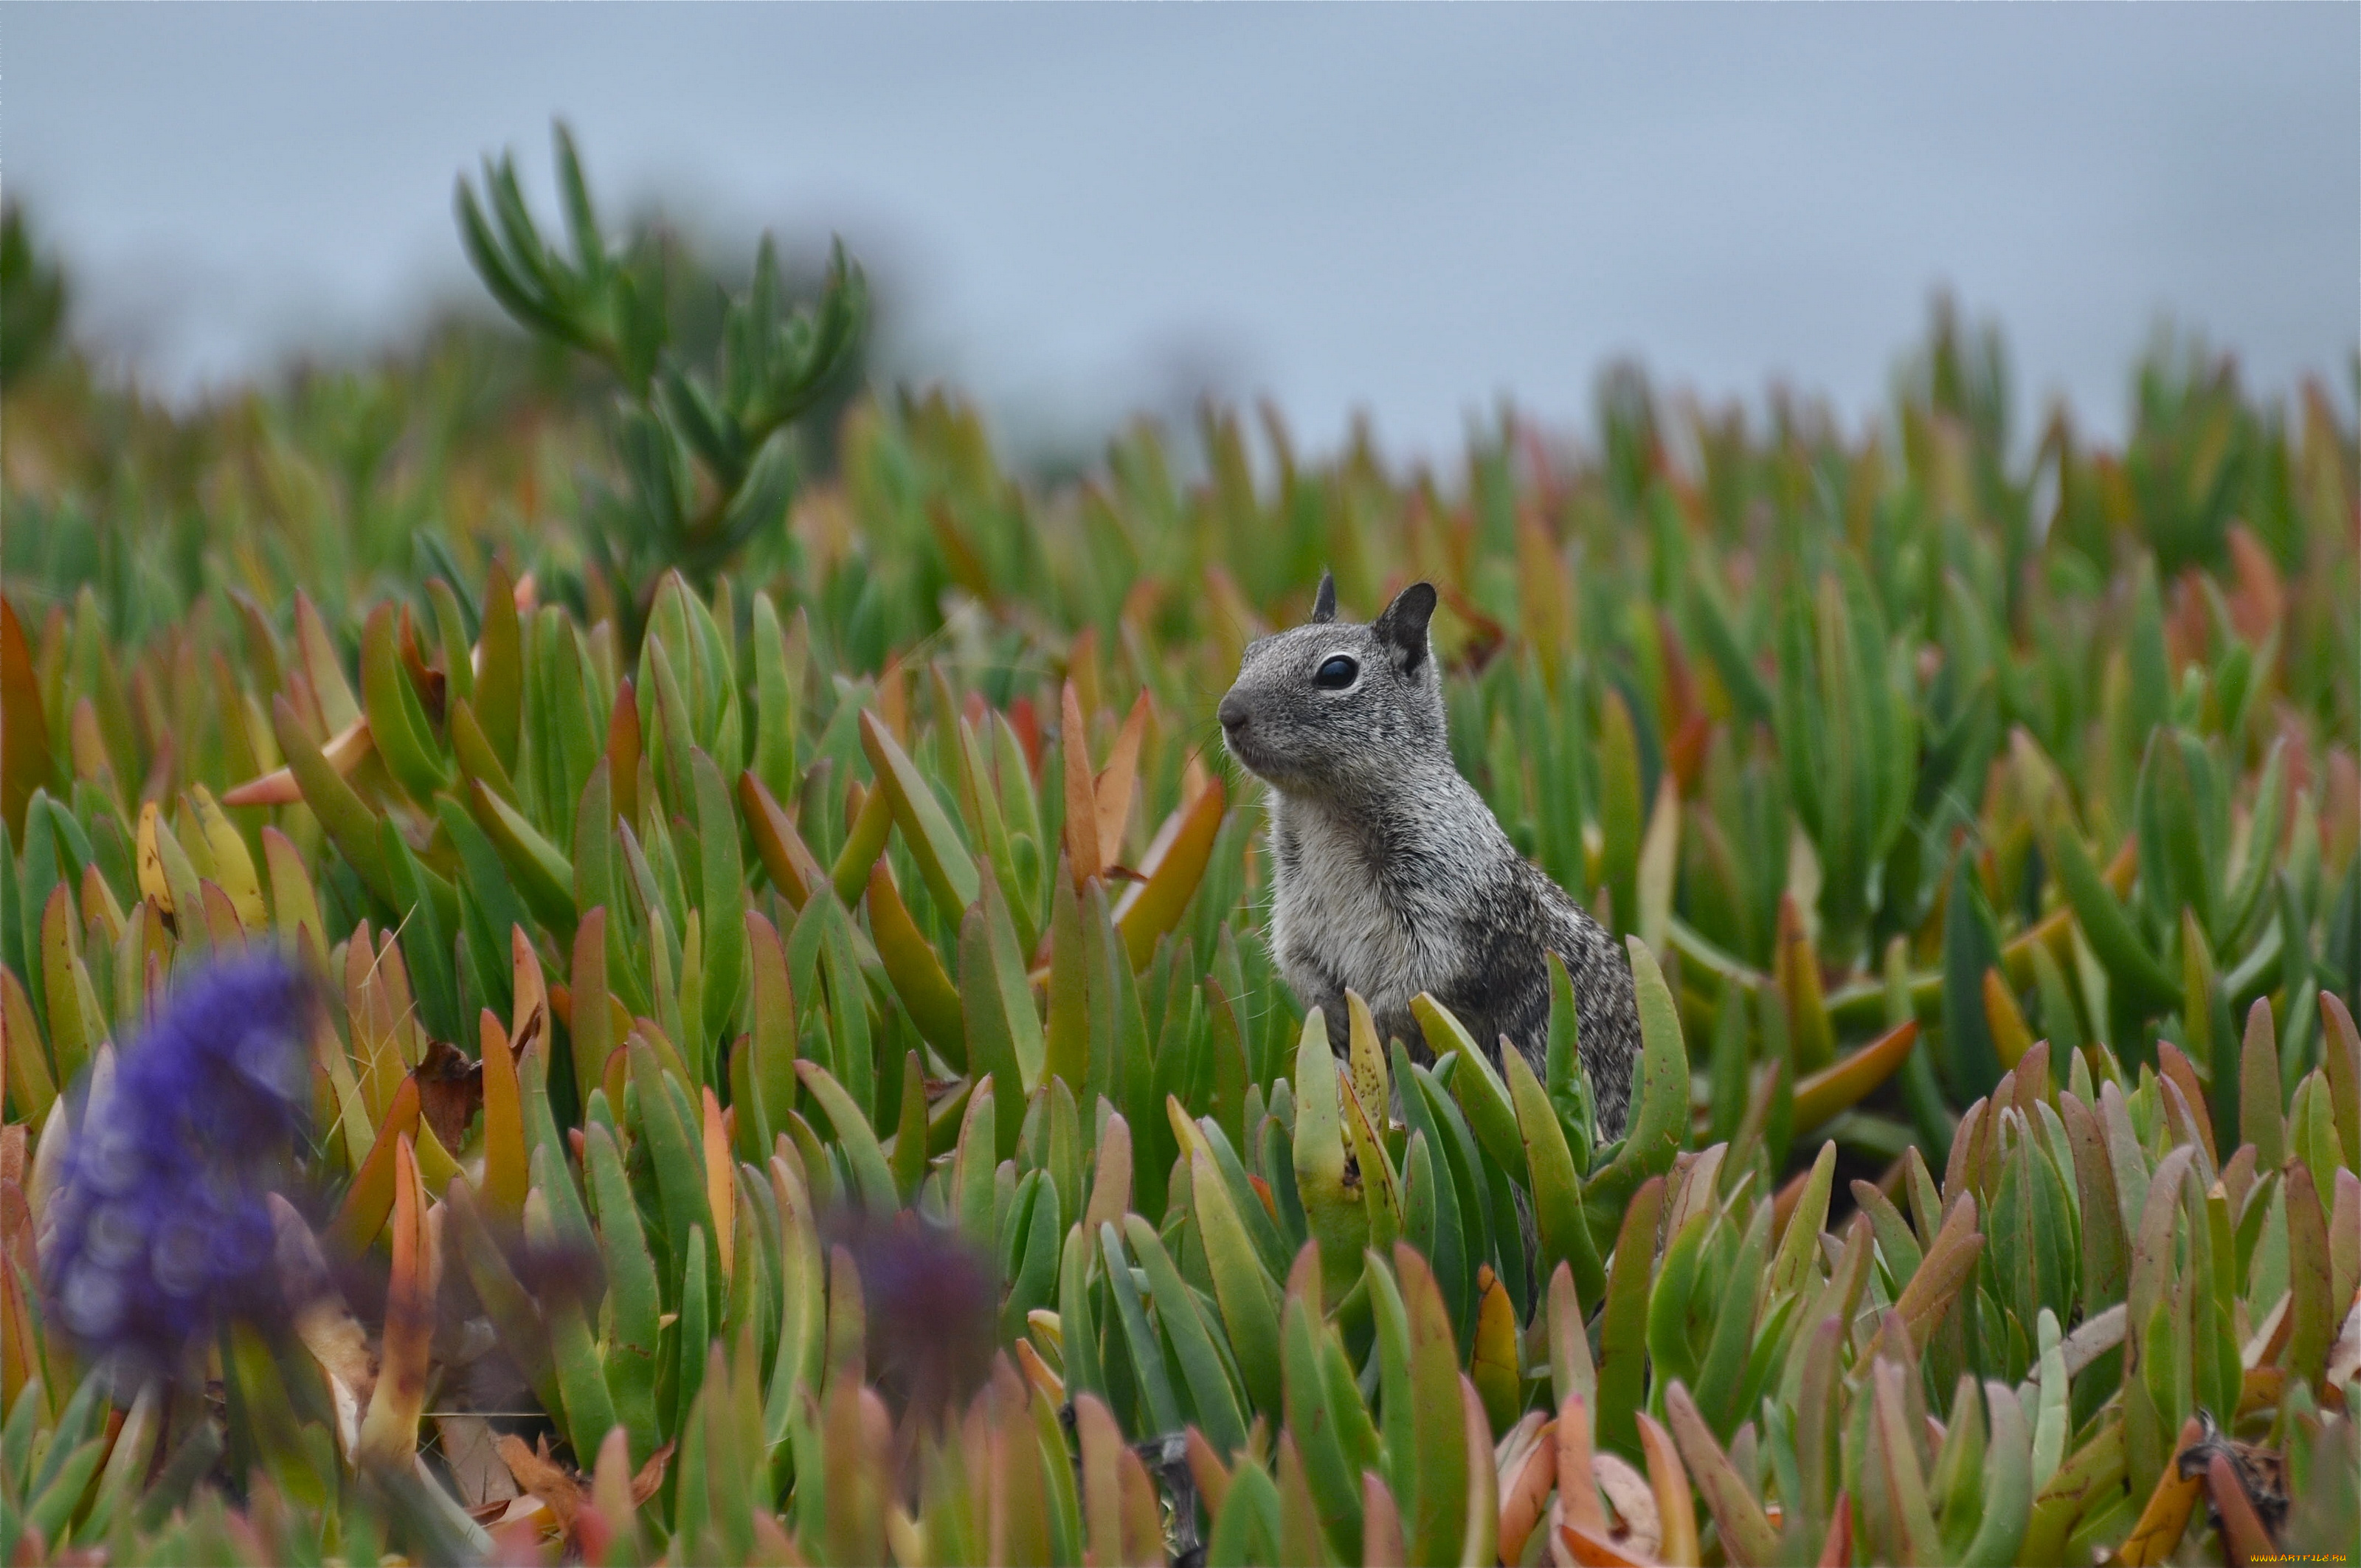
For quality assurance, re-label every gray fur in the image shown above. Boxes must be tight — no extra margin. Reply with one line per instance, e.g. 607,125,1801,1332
1217,574,1642,1138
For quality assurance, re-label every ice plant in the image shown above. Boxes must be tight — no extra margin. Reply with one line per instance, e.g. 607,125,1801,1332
2,138,2356,1563
41,951,313,1386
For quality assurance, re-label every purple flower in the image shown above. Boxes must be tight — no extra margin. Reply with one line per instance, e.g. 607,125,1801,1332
823,1207,997,1424
42,950,314,1384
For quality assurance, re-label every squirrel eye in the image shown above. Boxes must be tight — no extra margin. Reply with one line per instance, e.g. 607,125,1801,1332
1313,655,1359,690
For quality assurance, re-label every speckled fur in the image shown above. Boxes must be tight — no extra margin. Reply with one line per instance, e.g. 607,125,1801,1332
1218,576,1641,1138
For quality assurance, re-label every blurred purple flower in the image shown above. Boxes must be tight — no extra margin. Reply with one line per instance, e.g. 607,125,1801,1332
42,950,314,1383
823,1206,997,1425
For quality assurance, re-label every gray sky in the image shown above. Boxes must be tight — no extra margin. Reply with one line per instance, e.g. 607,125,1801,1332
6,3,2356,460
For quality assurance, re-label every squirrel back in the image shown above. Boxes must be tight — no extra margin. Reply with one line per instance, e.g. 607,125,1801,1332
1218,574,1641,1137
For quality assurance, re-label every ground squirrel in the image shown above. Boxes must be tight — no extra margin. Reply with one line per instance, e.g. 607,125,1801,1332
1217,573,1642,1138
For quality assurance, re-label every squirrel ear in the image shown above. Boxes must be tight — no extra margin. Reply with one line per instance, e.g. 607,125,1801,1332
1310,572,1338,624
1372,582,1438,674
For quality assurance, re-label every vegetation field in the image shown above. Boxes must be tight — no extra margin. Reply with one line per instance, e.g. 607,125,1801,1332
1,133,2356,1566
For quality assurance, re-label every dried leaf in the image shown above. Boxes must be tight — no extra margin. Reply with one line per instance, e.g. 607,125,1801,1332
1558,1521,1656,1568
630,1441,674,1506
415,1037,484,1156
497,1431,584,1533
1593,1450,1661,1561
270,1195,376,1459
439,1416,519,1509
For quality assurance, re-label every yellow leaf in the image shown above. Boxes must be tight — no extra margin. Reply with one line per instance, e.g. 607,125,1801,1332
2114,1417,2208,1566
1470,1265,1521,1437
1982,967,2034,1070
135,801,173,915
1791,1018,1921,1133
1347,990,1391,1130
182,787,266,929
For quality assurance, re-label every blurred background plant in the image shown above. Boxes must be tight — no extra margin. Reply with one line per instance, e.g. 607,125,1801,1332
1,201,70,393
1,131,2356,1566
457,125,868,629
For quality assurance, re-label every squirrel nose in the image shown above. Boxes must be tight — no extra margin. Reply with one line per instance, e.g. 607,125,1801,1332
1217,693,1249,731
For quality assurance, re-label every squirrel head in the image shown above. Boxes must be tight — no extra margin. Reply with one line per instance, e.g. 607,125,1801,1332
1217,573,1446,795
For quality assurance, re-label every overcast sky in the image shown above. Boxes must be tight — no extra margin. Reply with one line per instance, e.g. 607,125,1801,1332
6,3,2356,460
